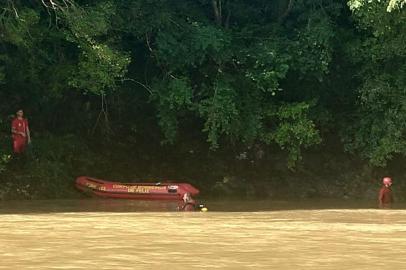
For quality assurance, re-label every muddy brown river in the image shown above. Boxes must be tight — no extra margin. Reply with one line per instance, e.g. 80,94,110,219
0,199,405,269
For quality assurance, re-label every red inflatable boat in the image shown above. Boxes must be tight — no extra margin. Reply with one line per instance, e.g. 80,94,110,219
75,176,200,201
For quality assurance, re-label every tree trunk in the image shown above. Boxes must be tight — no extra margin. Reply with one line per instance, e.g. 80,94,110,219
212,0,222,26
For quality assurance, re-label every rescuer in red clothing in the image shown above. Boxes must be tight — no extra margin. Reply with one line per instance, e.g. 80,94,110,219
378,177,393,209
178,192,208,212
179,192,196,211
11,109,31,154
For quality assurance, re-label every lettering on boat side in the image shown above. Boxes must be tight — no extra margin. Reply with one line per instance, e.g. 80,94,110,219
112,184,128,189
110,185,167,193
127,186,167,193
86,183,98,189
86,182,106,191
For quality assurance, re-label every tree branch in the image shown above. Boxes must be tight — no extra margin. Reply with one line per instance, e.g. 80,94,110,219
10,0,19,18
40,0,75,12
225,0,231,29
123,78,153,95
145,33,153,52
278,0,294,24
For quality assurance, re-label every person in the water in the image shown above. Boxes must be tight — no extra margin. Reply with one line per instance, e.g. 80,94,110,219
179,192,196,211
178,192,208,212
378,177,393,209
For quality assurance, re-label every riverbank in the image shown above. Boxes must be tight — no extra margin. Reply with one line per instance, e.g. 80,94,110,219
1,133,405,201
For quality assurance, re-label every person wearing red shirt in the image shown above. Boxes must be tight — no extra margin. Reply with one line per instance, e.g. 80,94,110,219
179,192,196,211
378,177,393,209
11,109,31,154
178,192,208,212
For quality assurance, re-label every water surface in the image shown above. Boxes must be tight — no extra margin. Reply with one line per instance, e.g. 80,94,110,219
0,199,405,269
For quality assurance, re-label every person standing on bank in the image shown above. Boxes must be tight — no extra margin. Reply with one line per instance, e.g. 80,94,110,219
11,109,31,154
378,177,393,209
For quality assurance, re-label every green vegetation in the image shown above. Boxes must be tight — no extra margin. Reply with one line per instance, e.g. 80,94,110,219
0,0,405,200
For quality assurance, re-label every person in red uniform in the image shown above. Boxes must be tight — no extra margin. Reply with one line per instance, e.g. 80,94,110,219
179,192,196,211
178,193,208,212
378,177,393,209
11,109,31,154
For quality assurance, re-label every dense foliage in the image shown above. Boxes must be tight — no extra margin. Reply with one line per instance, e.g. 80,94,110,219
0,0,405,199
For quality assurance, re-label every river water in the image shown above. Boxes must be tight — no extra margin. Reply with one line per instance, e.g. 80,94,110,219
1,199,406,269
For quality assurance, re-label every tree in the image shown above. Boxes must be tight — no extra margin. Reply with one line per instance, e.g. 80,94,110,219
349,0,406,12
345,0,406,165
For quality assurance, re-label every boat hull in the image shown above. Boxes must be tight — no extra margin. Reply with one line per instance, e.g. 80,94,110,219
75,176,199,201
